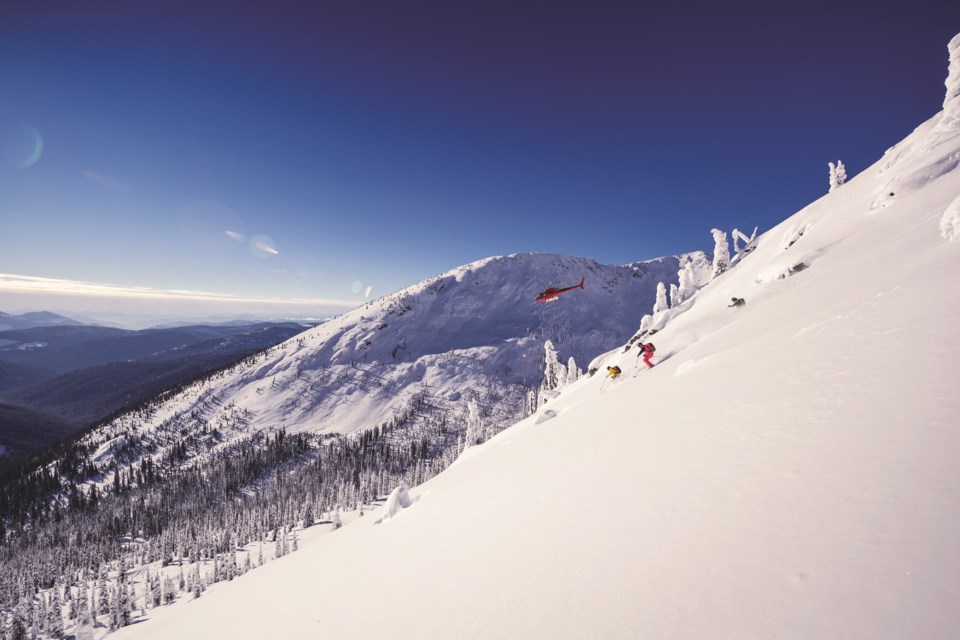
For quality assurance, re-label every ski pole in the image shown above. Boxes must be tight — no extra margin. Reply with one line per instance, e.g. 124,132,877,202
599,376,608,392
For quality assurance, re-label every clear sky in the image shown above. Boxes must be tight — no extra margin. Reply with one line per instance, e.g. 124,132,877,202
1,0,958,326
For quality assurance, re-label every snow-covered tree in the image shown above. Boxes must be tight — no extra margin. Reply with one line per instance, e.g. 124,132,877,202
676,262,695,305
8,604,27,640
828,160,847,192
653,282,669,315
940,33,960,129
711,229,730,278
638,314,653,336
464,399,481,449
524,388,539,416
191,563,202,598
36,592,48,637
669,283,680,309
47,588,63,638
74,584,89,623
149,569,161,607
68,587,78,622
732,227,758,255
566,357,580,383
541,340,566,392
119,569,132,627
163,576,176,604
108,586,121,630
27,598,37,640
96,570,109,616
131,581,141,617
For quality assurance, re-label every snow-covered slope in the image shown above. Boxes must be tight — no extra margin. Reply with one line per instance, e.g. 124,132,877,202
113,40,960,640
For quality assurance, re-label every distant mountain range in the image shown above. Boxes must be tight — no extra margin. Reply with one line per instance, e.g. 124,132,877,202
0,310,83,331
0,317,311,458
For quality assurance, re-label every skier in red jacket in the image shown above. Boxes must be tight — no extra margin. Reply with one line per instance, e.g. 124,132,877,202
638,342,656,368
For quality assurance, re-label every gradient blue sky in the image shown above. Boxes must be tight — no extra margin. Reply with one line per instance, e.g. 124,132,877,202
1,0,958,325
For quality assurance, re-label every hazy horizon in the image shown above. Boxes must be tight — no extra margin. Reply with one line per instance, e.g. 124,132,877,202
0,272,349,329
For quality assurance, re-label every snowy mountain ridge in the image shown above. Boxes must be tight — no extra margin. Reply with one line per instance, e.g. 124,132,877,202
104,34,960,640
70,250,712,494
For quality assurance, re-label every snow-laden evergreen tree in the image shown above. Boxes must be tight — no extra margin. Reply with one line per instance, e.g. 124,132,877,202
9,604,27,640
149,569,161,608
638,314,653,336
75,583,89,624
676,261,695,305
566,357,580,383
108,586,121,631
163,576,175,604
828,160,847,192
938,33,960,129
121,580,132,627
96,569,109,616
67,586,78,622
27,598,38,640
540,340,566,392
191,563,202,598
711,229,730,278
669,283,680,309
34,593,46,638
524,388,539,416
63,580,73,609
132,580,142,617
48,586,63,638
331,508,342,530
653,282,669,314
464,399,481,449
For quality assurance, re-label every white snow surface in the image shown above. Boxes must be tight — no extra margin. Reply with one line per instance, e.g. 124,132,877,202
113,92,960,640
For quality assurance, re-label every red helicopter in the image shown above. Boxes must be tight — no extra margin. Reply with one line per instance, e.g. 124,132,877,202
535,276,585,303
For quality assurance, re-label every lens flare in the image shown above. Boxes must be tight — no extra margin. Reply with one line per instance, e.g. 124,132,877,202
249,235,279,257
177,200,243,249
225,230,246,242
364,286,373,298
350,280,363,294
2,124,43,169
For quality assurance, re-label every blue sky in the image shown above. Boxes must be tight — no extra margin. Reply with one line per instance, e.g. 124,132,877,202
1,1,958,325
